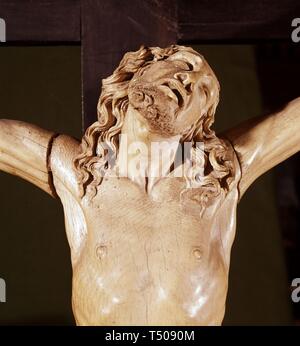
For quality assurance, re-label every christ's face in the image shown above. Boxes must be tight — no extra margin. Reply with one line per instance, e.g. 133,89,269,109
128,51,218,136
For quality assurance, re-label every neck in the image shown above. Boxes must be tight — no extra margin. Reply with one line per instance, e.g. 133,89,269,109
117,105,180,193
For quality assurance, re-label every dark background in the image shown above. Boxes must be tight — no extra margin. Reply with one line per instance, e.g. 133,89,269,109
0,46,81,324
0,0,300,325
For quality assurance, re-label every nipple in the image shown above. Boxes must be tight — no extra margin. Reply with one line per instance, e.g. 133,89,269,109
96,244,108,260
192,247,203,261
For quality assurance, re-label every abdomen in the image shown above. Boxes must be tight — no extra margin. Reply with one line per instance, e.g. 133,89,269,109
71,232,228,326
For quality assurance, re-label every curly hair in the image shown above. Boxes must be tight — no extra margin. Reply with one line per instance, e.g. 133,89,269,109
73,45,235,211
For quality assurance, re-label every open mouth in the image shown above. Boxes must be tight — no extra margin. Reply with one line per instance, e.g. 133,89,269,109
159,79,188,109
170,88,184,108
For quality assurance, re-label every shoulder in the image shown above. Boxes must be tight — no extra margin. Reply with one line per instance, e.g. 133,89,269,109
50,135,88,263
50,134,81,198
221,98,300,198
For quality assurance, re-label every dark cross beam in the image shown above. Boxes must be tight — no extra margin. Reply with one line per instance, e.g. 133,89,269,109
1,0,300,129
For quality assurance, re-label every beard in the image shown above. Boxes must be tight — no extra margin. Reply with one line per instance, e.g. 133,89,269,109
128,83,181,136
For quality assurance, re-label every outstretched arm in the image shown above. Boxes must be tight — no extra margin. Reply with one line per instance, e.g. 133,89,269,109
0,119,57,197
223,97,300,199
0,119,85,262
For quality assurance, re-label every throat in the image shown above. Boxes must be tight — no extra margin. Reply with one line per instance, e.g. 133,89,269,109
116,107,181,194
118,140,179,194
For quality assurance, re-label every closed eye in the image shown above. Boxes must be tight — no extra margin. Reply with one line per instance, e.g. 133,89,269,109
172,60,194,71
137,64,152,77
183,61,194,71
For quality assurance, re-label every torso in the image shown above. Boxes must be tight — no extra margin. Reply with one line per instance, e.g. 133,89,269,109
51,136,241,326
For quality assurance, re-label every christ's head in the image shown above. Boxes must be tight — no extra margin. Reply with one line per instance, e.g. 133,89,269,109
127,47,219,137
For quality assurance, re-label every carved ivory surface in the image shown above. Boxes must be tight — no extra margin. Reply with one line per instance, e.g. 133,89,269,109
0,45,300,325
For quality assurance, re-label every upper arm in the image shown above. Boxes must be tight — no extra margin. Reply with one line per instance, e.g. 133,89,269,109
223,97,300,198
0,119,57,196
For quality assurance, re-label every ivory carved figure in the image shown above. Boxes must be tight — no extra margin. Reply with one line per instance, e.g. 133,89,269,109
0,45,300,325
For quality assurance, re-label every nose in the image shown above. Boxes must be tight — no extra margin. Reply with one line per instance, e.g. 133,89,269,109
174,72,190,87
174,72,193,93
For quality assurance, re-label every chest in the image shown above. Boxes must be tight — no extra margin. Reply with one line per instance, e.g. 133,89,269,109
81,177,223,269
